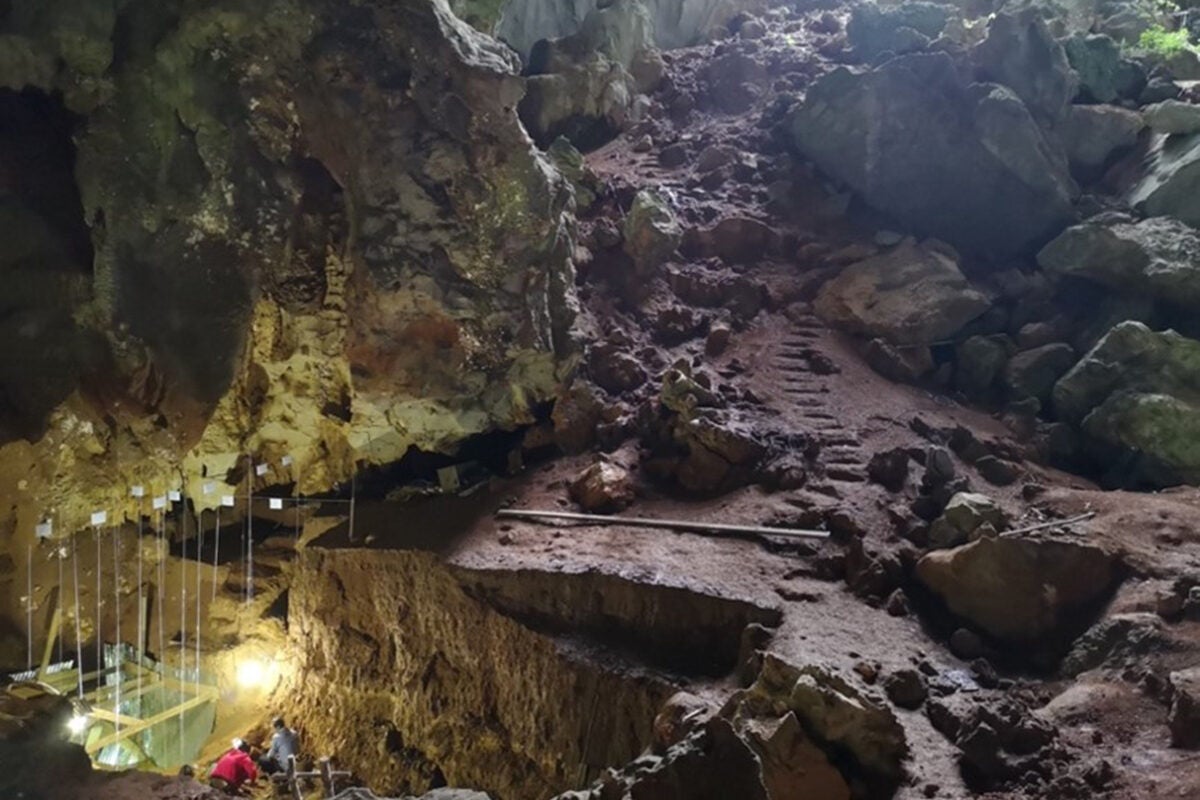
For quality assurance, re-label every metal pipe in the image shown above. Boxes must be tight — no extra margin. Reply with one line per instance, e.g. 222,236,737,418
494,509,830,540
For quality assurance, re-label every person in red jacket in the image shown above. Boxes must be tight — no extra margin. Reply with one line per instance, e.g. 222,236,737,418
209,738,258,794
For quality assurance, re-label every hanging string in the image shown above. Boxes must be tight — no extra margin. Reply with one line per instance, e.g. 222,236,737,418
136,497,144,715
212,507,221,603
72,537,83,698
26,544,32,671
113,521,121,740
195,507,202,697
245,458,253,606
95,526,102,681
179,493,187,765
57,543,64,666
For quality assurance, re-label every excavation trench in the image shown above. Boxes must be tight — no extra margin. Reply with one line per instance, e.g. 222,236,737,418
278,543,782,799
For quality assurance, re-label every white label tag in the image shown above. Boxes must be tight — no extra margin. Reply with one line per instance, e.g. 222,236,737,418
35,522,53,539
169,491,182,502
281,455,293,467
202,482,215,495
152,496,167,510
269,498,283,510
130,486,145,498
221,495,235,508
255,463,268,476
90,511,107,526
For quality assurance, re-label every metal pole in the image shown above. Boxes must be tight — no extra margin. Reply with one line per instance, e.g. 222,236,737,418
493,509,833,540
212,508,220,603
195,508,202,696
137,502,144,714
95,526,102,682
246,458,253,605
73,537,83,698
57,544,64,665
179,498,186,764
113,522,120,739
157,508,165,664
26,544,32,671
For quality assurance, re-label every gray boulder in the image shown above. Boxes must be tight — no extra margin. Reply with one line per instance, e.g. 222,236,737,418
519,0,661,147
1037,216,1200,311
1144,99,1200,135
1125,132,1200,227
623,189,682,273
1061,33,1146,103
1058,104,1144,179
972,10,1077,123
1053,321,1200,485
928,492,1008,549
815,239,990,346
846,2,953,61
789,52,1077,258
1003,343,1077,405
955,335,1014,397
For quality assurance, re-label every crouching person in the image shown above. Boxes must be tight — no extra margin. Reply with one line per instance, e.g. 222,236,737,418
210,739,258,795
258,716,300,775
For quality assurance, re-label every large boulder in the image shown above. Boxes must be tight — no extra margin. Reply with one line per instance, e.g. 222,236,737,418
623,189,683,273
846,2,953,61
1037,216,1200,311
1003,343,1077,406
916,535,1119,643
1169,667,1200,749
519,0,661,147
1061,33,1146,103
1144,99,1200,135
1125,132,1200,227
1057,104,1144,180
971,10,1076,124
496,0,763,62
789,52,1077,258
1053,321,1200,486
815,239,990,346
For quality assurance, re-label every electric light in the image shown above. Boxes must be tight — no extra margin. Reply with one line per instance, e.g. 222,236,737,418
67,714,89,735
236,658,267,689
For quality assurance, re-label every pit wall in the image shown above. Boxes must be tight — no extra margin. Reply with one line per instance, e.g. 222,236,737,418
283,548,677,799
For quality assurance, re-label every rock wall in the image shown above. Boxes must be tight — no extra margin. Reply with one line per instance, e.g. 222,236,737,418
283,547,678,799
0,0,577,548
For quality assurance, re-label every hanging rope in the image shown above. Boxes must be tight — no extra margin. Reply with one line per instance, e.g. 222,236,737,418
26,544,32,671
72,536,83,699
136,496,145,714
212,506,222,602
195,507,202,699
113,518,121,740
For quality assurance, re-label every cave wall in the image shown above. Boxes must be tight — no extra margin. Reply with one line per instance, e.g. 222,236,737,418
283,547,675,799
0,0,577,558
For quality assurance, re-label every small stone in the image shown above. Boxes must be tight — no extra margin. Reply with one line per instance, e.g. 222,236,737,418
853,661,879,683
868,448,910,492
705,323,732,356
885,589,910,617
883,668,928,709
739,18,767,39
658,142,689,168
873,229,905,247
949,628,984,660
569,461,635,513
633,134,654,153
925,446,956,485
974,455,1021,486
497,532,514,545
696,145,734,172
1169,668,1200,748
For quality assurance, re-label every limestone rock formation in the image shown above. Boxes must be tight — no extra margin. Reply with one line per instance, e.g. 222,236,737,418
1125,132,1200,227
845,1,952,61
0,0,578,535
1057,104,1144,180
1038,216,1200,310
815,240,990,346
1144,100,1200,135
928,492,1007,549
1061,33,1146,104
916,535,1119,643
624,189,683,274
971,10,1076,124
519,0,665,147
1053,321,1200,485
789,50,1077,258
